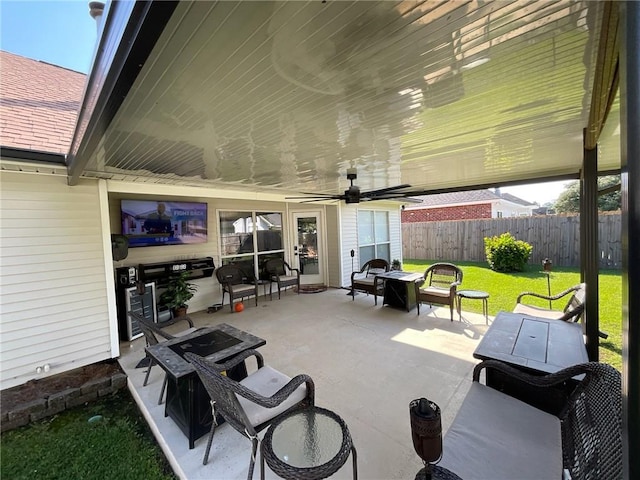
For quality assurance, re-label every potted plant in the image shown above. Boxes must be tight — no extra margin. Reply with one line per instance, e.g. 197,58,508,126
391,259,402,271
160,271,197,318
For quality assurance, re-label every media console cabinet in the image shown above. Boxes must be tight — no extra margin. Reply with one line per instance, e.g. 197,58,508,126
137,256,215,288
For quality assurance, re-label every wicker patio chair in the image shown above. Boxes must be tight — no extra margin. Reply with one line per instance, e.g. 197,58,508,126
514,282,586,322
130,310,199,404
415,263,463,320
513,282,607,339
216,264,259,311
265,258,300,299
184,350,314,478
350,258,390,304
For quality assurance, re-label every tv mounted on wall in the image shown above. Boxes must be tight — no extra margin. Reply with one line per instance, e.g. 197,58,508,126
121,200,208,247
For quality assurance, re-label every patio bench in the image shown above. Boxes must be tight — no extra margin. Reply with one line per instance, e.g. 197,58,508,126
439,360,622,480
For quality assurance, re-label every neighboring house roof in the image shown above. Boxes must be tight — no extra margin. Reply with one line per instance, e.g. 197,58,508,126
499,192,535,207
0,51,85,155
404,189,535,210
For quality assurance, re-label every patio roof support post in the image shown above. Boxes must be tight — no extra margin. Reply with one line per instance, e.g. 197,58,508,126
581,131,599,362
620,1,640,477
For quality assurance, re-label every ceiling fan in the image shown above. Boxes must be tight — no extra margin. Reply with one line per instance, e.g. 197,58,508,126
286,168,418,204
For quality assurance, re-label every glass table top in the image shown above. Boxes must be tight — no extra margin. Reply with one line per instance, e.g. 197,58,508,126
271,408,344,468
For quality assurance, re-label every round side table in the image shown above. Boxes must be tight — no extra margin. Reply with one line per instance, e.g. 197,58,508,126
456,289,490,324
260,406,358,480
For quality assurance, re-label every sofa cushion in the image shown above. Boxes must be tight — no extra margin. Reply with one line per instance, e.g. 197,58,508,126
238,366,307,427
439,382,562,480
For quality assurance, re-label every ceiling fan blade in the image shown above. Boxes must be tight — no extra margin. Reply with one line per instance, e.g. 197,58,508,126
285,194,341,199
360,184,413,197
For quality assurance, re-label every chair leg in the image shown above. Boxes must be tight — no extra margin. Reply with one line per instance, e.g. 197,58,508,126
247,435,259,480
158,374,167,405
203,402,218,465
143,358,154,386
449,302,454,321
351,444,358,480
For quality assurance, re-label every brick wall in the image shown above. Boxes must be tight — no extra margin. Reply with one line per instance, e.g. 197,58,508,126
0,370,127,433
402,203,492,222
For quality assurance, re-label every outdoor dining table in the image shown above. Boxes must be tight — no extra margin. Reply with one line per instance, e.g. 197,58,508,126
146,323,265,448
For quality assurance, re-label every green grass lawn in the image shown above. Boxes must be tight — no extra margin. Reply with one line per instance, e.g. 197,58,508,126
403,259,622,371
0,389,176,480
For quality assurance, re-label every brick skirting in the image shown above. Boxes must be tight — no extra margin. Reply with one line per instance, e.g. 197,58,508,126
0,371,127,433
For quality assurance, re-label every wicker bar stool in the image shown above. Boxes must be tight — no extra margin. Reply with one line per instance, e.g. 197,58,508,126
260,406,357,480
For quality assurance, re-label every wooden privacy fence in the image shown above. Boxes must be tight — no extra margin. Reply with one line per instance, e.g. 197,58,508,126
402,213,621,269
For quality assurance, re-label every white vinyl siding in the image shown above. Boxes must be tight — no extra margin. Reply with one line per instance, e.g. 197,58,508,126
324,205,341,288
0,173,113,390
338,204,401,287
339,205,358,287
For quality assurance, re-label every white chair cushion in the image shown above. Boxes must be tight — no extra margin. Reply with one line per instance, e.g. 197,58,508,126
278,275,297,283
238,366,307,427
513,303,564,319
354,277,376,286
419,286,450,297
439,382,562,480
231,284,256,294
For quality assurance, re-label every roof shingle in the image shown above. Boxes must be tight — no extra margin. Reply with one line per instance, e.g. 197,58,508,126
0,51,86,155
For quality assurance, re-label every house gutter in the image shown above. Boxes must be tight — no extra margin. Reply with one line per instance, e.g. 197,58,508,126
66,0,178,186
0,147,66,165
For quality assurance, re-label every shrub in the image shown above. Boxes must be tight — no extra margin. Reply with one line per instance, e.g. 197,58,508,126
484,233,533,272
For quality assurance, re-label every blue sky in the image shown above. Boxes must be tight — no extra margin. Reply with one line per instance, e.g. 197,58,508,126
0,1,568,204
1,0,97,73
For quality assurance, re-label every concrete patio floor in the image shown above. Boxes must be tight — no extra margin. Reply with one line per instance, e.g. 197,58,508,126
117,287,492,479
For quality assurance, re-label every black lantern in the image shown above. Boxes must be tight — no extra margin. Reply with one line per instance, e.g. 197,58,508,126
542,258,553,272
410,398,442,479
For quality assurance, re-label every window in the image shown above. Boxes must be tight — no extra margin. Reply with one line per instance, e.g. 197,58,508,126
219,211,284,280
496,211,503,218
358,210,390,264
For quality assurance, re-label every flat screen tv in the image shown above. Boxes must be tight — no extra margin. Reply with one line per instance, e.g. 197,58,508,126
121,200,207,247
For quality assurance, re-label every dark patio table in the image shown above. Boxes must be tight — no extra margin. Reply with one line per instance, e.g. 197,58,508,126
146,323,265,448
473,311,588,413
377,271,424,312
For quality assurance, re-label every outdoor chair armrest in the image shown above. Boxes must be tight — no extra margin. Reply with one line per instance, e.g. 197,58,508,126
449,279,462,294
130,310,194,341
253,374,315,408
473,359,591,389
212,348,265,372
238,373,315,408
516,284,581,304
157,315,194,330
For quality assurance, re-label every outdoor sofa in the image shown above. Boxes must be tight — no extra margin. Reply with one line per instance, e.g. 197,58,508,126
439,360,621,480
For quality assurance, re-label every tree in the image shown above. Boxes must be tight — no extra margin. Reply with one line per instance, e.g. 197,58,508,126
554,175,621,213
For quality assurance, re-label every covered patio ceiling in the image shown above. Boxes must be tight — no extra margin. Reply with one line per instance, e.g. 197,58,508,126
68,0,620,198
